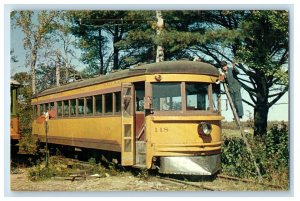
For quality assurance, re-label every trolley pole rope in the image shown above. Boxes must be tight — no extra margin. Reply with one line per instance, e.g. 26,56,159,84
222,82,263,182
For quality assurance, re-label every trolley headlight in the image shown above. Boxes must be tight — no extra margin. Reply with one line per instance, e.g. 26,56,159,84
198,122,212,136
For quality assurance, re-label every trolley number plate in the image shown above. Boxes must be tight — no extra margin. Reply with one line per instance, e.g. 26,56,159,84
154,127,169,133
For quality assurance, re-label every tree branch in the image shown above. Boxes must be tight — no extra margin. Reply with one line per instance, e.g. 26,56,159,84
237,77,252,84
239,81,257,96
268,85,289,108
242,98,255,107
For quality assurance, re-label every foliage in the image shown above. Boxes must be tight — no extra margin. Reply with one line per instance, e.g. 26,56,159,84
18,133,38,155
12,10,288,138
221,122,289,184
263,123,289,169
11,11,61,94
12,73,33,133
28,156,113,181
10,49,19,63
65,10,157,75
136,168,150,181
222,137,255,178
157,10,288,136
12,72,37,154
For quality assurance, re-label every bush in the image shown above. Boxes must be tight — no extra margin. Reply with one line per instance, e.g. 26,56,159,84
18,132,38,155
28,155,119,181
264,123,289,168
221,137,256,178
221,122,289,182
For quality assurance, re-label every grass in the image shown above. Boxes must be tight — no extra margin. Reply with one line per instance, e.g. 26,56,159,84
27,155,124,181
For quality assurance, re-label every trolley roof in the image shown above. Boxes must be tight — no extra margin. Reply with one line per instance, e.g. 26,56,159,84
33,60,218,98
10,79,21,87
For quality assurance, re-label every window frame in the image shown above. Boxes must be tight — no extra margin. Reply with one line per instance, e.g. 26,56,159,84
94,94,103,116
63,99,70,117
77,97,85,116
57,101,63,118
104,93,113,115
85,96,93,116
33,89,125,119
114,91,121,114
151,82,183,112
150,81,220,115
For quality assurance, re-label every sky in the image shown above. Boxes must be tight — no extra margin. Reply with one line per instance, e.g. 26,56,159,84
9,8,289,122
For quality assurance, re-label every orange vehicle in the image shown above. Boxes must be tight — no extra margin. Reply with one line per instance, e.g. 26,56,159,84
31,60,223,175
11,79,21,154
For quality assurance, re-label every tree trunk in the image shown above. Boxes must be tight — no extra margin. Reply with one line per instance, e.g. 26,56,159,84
156,10,164,63
112,26,119,70
98,29,104,74
56,49,60,86
31,39,38,94
253,70,269,136
254,103,269,136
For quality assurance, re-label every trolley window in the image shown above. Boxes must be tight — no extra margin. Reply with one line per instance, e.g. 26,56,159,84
40,104,44,114
104,93,113,114
95,95,103,115
50,102,55,110
78,97,84,116
70,99,76,116
57,101,62,117
45,103,49,112
152,83,182,111
63,100,69,117
86,96,93,115
212,84,220,112
115,92,121,113
33,105,38,118
186,82,209,111
136,89,145,111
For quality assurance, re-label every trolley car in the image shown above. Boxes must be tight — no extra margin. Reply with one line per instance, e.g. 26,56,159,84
11,79,21,154
31,60,223,175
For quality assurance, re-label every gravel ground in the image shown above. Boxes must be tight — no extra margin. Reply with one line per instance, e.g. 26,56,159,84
9,167,288,193
10,168,200,192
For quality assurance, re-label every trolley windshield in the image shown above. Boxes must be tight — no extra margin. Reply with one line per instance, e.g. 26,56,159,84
152,82,220,113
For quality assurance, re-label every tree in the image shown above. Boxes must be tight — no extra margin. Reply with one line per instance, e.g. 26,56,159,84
52,15,81,85
10,49,18,63
12,72,32,135
66,11,158,76
233,11,288,136
157,10,288,136
66,11,127,75
11,11,59,94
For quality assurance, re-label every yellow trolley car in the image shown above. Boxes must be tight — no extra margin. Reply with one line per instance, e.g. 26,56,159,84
32,60,223,175
11,79,21,154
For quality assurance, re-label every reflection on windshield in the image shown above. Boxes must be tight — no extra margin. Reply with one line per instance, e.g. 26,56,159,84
186,83,209,111
152,83,182,111
151,82,220,112
212,84,220,112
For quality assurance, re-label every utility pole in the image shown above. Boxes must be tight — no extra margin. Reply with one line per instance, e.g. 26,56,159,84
156,10,164,63
44,112,49,168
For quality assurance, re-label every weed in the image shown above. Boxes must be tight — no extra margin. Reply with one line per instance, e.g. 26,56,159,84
137,168,149,180
221,122,289,184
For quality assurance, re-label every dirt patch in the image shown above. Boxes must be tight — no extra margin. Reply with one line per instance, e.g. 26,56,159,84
10,167,287,192
10,168,200,192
